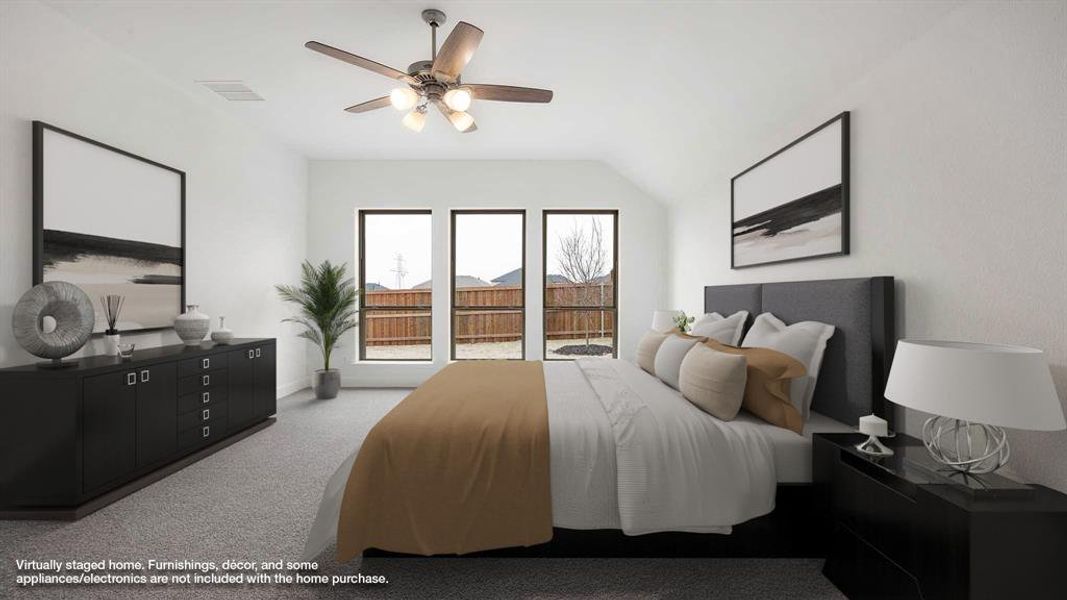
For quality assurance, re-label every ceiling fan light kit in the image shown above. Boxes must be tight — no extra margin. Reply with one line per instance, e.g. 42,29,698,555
305,8,553,133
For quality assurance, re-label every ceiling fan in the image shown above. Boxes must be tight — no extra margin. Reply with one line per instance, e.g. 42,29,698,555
305,8,553,133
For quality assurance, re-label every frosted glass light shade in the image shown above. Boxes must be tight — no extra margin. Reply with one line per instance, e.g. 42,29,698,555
401,109,426,132
390,87,418,111
443,88,472,112
885,340,1066,431
447,111,475,132
651,310,681,333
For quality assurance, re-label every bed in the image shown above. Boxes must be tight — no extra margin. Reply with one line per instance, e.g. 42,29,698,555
304,276,895,559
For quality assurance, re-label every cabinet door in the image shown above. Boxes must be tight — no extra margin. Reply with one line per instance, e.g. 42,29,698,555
253,344,276,418
227,348,255,431
83,371,137,492
136,362,177,468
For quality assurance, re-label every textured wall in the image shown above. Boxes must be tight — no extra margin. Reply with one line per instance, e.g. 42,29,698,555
307,160,669,387
0,1,309,394
668,1,1067,491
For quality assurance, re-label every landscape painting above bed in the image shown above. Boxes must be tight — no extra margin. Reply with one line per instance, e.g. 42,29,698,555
33,121,185,334
731,112,850,269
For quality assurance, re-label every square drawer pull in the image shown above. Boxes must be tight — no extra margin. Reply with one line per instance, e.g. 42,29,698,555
126,372,137,386
202,392,210,404
202,357,210,369
202,374,210,386
202,426,210,438
202,408,210,421
248,349,254,359
255,348,261,358
140,369,150,383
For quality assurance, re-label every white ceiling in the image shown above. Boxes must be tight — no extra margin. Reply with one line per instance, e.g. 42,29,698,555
45,1,959,203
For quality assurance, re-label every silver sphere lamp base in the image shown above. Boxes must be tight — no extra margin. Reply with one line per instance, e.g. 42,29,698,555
922,416,1009,474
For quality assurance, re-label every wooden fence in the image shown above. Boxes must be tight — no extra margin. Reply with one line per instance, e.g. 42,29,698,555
363,284,615,346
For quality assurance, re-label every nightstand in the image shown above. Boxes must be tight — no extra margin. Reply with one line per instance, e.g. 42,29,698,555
813,432,1067,600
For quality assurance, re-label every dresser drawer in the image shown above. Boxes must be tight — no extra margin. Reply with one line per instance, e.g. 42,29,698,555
177,388,228,413
178,353,229,377
832,452,918,569
178,402,227,431
178,371,228,396
178,421,223,450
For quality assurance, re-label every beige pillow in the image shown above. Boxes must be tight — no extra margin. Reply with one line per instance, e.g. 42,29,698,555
679,344,748,420
704,339,807,434
636,330,670,374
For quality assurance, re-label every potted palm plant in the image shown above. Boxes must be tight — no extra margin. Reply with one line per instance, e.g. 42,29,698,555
276,260,358,399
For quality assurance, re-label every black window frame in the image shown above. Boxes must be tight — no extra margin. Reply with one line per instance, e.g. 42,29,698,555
357,209,433,362
450,209,527,361
542,209,619,361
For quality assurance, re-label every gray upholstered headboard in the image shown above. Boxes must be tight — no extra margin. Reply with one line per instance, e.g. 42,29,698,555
704,277,895,427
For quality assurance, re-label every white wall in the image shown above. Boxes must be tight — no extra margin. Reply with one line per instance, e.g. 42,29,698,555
668,2,1067,491
307,160,668,387
0,0,308,394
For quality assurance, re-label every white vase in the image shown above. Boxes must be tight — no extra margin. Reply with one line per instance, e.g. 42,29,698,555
104,333,121,356
210,316,234,345
174,304,210,346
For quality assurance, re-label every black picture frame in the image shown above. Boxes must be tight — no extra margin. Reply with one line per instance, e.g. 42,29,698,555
730,111,850,269
32,120,186,335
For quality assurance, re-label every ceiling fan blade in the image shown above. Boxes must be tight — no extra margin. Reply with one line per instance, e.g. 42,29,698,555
305,41,417,84
431,22,483,82
345,96,391,113
466,84,553,103
433,99,478,133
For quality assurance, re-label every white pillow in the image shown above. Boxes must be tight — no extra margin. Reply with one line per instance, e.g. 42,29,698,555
691,310,749,345
741,312,835,419
654,334,703,390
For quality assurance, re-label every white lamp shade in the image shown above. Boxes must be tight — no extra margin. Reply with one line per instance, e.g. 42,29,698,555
651,310,681,333
884,340,1065,431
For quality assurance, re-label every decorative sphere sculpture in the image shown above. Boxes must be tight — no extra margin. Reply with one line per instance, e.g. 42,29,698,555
12,281,95,363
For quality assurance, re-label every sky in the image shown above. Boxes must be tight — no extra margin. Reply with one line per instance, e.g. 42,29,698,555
361,212,614,290
362,213,432,289
545,213,615,277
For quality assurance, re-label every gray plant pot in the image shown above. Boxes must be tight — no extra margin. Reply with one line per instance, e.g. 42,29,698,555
313,369,340,399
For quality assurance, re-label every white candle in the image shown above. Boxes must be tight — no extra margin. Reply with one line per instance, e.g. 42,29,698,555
859,414,888,437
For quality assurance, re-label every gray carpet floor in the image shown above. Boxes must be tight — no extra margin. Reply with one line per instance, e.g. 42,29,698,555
1,388,845,599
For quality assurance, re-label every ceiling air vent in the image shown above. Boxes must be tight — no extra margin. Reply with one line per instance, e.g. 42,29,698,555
197,81,264,101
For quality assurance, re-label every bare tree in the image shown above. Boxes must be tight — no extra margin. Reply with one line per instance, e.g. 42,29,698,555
557,219,606,349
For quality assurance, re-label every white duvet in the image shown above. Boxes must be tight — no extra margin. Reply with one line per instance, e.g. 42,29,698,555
304,359,777,559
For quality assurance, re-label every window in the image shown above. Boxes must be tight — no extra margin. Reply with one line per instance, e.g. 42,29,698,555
543,210,618,360
451,210,526,360
358,210,432,361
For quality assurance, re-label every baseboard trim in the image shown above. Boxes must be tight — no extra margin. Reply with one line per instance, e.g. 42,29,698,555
0,418,275,521
277,379,308,397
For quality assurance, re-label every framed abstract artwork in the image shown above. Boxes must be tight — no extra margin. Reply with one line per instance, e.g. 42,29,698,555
32,121,185,334
731,111,850,269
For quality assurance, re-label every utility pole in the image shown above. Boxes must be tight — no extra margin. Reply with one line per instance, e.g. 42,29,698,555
390,253,408,289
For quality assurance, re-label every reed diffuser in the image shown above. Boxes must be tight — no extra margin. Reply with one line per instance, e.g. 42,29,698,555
101,294,125,356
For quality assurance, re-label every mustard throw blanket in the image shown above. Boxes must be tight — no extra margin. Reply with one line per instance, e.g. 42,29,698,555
336,361,552,559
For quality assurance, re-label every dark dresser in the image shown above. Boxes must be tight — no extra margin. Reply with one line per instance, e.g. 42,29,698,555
0,338,276,519
814,432,1067,600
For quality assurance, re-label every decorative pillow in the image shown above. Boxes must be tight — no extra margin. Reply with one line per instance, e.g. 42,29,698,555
678,344,748,420
653,333,705,390
741,313,835,419
704,339,807,433
636,330,670,374
691,310,749,345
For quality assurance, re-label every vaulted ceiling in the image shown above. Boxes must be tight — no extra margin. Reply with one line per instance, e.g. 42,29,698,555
45,1,959,203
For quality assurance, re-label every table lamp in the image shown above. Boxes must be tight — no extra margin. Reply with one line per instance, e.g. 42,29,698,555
651,310,681,333
884,340,1065,474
